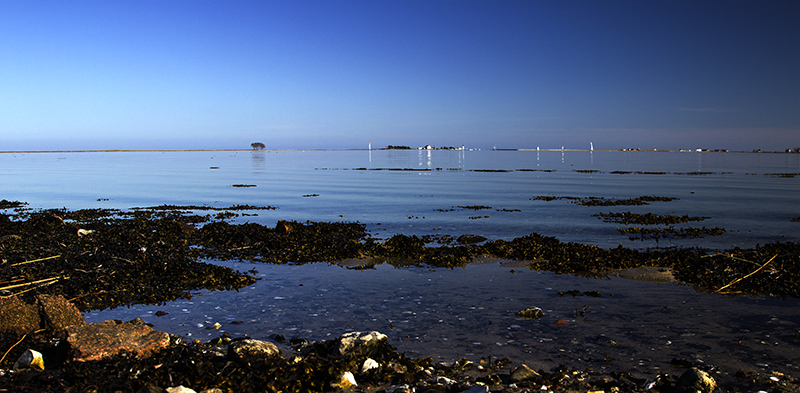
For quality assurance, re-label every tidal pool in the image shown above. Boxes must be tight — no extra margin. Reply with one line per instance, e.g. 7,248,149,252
85,259,800,386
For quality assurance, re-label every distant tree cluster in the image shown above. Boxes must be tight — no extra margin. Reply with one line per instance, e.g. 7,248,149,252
384,145,411,150
251,142,266,150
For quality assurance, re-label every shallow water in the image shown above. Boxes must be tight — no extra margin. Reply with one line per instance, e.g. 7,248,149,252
85,259,800,383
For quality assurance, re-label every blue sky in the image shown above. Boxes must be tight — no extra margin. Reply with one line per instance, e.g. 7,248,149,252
1,0,798,151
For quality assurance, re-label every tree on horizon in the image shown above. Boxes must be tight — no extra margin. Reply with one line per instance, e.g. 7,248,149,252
251,142,266,150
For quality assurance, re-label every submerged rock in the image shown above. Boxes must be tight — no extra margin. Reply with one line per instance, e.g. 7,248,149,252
457,234,487,245
514,307,544,320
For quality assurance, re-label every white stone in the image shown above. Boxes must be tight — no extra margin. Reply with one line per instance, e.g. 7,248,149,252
361,358,379,373
331,371,357,389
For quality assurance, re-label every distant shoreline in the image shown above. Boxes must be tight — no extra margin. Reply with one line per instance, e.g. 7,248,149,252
0,148,789,154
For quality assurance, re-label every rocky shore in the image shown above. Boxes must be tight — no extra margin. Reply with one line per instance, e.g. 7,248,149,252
2,201,799,392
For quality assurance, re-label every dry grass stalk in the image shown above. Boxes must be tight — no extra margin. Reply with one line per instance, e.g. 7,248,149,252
10,255,62,267
0,276,67,297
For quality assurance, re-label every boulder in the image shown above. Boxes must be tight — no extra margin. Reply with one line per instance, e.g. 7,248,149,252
66,319,171,362
228,338,281,364
337,331,387,355
36,294,85,331
675,368,717,393
0,294,85,335
0,296,40,335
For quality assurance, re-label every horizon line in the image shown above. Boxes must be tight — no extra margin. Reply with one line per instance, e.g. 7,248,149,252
0,147,786,154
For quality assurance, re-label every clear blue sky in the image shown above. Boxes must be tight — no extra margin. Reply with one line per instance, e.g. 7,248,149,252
1,0,798,151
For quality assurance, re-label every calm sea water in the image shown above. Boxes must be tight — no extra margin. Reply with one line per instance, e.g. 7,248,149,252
2,149,798,249
3,150,800,379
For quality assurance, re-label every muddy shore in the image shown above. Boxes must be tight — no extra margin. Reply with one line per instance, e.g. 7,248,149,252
1,201,798,392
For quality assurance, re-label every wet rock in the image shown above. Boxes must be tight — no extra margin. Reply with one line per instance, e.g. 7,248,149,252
13,349,44,371
337,331,388,355
36,294,85,331
514,307,544,320
510,363,540,382
457,234,487,245
0,296,40,335
66,319,171,362
613,266,677,283
675,368,717,393
331,371,357,389
228,338,281,363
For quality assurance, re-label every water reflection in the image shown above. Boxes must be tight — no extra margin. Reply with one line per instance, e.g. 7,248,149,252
85,260,800,378
251,150,266,170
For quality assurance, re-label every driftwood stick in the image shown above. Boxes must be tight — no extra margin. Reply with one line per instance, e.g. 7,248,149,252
0,333,27,365
715,254,778,294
